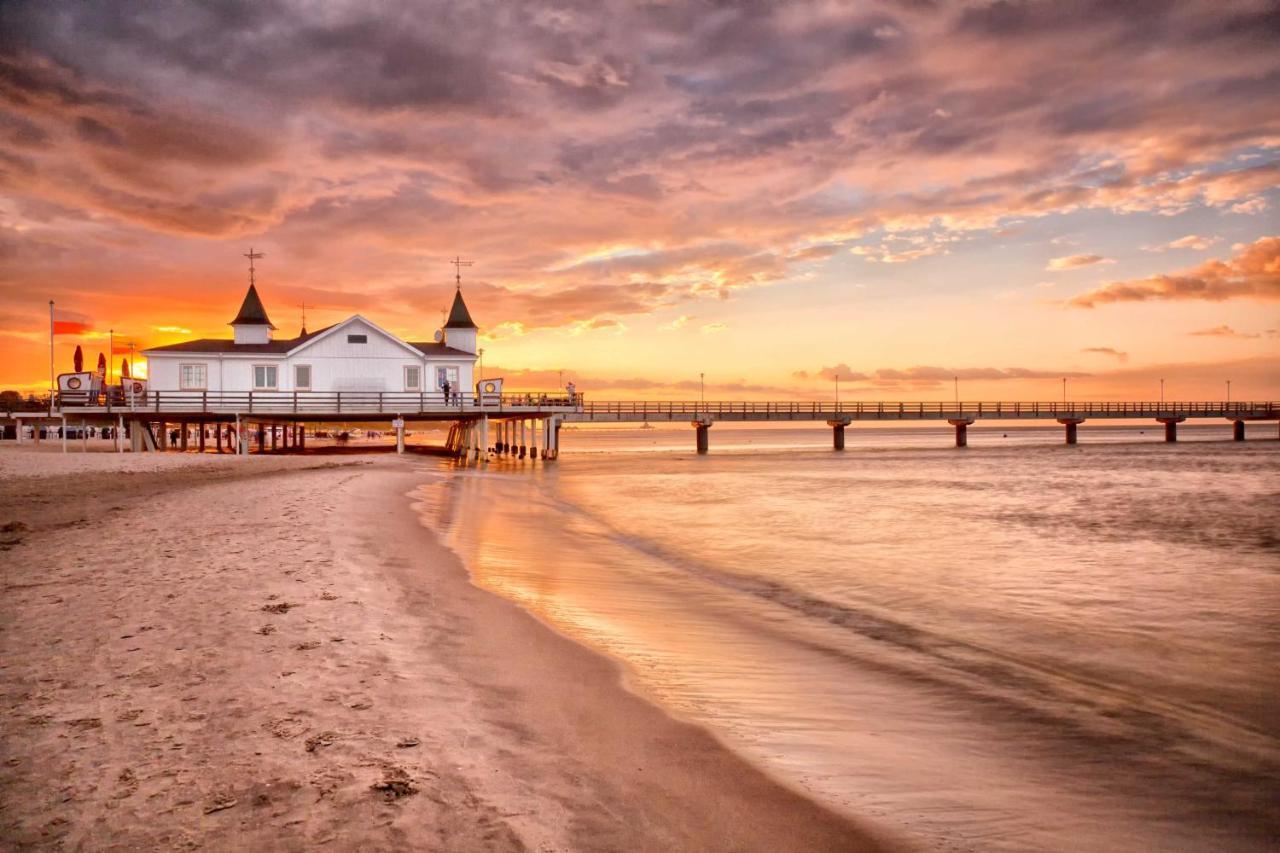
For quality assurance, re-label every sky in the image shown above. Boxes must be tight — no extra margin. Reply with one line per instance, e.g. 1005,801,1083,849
1,0,1277,400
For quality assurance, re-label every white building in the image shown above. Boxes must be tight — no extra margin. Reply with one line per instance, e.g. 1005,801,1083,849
144,283,479,396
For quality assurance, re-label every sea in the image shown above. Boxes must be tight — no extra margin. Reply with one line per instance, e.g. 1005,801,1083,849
412,423,1279,852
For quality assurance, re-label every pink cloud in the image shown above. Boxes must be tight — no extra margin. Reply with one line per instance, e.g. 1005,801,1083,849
1070,236,1280,307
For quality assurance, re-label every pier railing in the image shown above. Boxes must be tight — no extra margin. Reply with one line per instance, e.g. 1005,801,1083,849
573,400,1280,420
31,393,1280,422
51,389,582,415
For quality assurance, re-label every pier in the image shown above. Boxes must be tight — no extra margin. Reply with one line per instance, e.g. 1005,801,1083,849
3,393,1277,456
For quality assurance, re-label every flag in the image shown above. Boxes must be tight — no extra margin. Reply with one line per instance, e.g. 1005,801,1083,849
52,307,92,335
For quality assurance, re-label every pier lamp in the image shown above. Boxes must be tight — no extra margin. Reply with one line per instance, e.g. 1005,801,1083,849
1226,379,1231,405
1062,377,1067,403
700,372,705,410
835,373,839,407
478,348,485,381
1160,378,1164,405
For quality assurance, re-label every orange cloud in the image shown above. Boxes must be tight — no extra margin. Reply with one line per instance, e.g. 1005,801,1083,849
1070,236,1280,307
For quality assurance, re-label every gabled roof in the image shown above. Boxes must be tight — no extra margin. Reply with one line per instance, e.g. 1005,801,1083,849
230,283,276,328
145,324,335,354
443,288,477,329
144,317,475,359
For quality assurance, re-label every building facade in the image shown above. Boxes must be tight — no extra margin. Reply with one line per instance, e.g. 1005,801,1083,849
144,284,480,396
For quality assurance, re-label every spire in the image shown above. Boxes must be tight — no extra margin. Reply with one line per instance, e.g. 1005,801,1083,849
443,287,477,329
229,283,276,328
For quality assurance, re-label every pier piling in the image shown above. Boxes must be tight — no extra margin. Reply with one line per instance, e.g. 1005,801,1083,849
1057,418,1085,445
1157,417,1184,443
1232,420,1245,441
693,418,713,454
827,418,850,451
948,419,973,448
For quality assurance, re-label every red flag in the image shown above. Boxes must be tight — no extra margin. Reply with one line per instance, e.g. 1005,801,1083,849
52,308,92,335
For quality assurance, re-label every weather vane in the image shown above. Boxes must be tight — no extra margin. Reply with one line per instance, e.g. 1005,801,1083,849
244,248,265,288
450,256,473,290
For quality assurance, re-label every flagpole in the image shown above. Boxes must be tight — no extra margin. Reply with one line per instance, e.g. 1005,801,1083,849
48,300,55,416
109,329,114,384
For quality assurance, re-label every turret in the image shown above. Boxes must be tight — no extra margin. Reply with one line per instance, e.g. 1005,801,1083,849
230,283,276,345
442,287,477,353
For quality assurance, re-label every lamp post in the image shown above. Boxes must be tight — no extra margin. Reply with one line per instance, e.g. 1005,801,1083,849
1226,379,1231,405
700,372,705,409
835,373,839,409
1062,377,1067,404
1160,378,1164,405
954,376,958,409
478,348,484,382
558,369,563,389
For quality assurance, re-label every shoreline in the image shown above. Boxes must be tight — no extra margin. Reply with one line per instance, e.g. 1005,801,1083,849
0,448,894,851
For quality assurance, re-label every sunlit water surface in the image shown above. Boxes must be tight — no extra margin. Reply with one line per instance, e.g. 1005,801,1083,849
413,424,1280,852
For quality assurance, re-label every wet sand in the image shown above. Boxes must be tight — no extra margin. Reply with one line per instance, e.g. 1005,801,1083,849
0,446,894,851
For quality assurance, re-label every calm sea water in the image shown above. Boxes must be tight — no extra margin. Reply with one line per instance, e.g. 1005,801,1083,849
413,424,1280,852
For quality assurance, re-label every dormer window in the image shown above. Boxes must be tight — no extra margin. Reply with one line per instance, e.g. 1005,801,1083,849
347,334,367,344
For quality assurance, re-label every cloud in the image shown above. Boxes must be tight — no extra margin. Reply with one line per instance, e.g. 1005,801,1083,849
1143,234,1218,252
661,314,694,331
1070,236,1280,307
795,364,1090,388
1047,254,1113,271
1081,346,1129,362
1188,324,1260,339
700,322,727,334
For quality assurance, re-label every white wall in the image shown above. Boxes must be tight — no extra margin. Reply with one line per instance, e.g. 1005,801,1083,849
145,317,476,394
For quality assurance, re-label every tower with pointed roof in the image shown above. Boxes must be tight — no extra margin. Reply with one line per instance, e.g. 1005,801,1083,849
231,283,277,345
442,287,478,354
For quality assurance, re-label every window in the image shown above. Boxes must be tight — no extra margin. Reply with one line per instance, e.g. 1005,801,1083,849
179,363,207,390
294,364,312,390
435,366,459,389
253,364,278,390
404,365,421,391
347,334,367,344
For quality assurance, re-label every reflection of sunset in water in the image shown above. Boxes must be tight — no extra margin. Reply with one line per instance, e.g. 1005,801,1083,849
418,425,1280,852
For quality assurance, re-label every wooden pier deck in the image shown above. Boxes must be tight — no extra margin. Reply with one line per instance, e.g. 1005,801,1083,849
2,394,1277,456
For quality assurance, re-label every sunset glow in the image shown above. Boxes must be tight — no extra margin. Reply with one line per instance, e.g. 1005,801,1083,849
1,1,1277,399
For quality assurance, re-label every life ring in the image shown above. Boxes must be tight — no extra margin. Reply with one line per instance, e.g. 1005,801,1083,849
67,377,82,390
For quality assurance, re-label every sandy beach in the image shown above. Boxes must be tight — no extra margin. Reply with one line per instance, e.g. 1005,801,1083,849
0,445,891,852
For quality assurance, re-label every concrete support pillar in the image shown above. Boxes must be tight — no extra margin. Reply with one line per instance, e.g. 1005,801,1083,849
215,424,223,453
271,425,278,450
693,418,712,454
479,416,489,462
519,420,527,459
948,419,973,448
157,421,168,450
827,418,851,451
1232,420,1245,442
180,424,189,452
298,425,306,450
198,421,205,452
130,420,143,452
1157,417,1183,443
1058,418,1084,445
531,419,539,460
14,418,21,444
554,420,562,459
116,415,124,453
257,423,265,453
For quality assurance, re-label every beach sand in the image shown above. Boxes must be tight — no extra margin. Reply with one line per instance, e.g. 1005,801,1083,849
0,446,894,851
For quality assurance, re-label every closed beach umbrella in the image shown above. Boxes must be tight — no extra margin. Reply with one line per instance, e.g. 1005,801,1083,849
73,344,83,372
121,358,131,379
96,352,106,376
